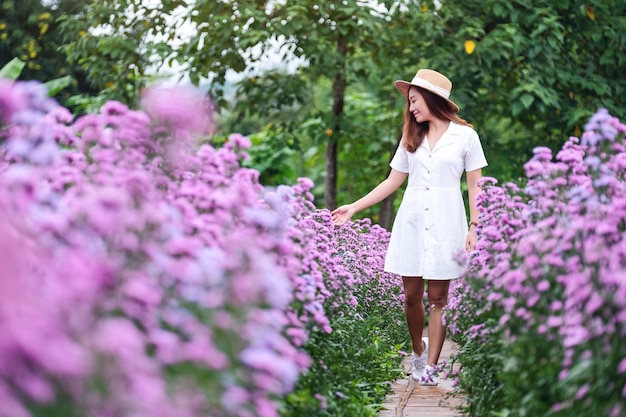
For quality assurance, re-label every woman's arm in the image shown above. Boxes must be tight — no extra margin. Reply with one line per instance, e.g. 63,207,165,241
331,169,407,226
465,168,483,251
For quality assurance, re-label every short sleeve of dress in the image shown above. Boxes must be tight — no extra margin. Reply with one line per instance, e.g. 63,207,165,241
390,143,409,173
465,131,488,172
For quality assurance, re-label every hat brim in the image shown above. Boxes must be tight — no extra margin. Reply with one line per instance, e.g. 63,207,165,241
394,80,460,113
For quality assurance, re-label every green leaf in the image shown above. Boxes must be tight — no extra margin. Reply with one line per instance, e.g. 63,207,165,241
44,76,73,96
520,93,535,109
0,58,26,80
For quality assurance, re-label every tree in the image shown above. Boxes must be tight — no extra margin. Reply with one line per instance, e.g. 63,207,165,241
63,0,417,211
403,0,626,179
58,0,626,228
180,0,414,211
0,0,96,103
59,0,186,105
187,0,626,217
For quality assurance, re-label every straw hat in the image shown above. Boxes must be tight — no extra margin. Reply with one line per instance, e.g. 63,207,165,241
394,69,459,112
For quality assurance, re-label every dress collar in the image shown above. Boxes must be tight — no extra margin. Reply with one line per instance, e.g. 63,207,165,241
423,122,459,151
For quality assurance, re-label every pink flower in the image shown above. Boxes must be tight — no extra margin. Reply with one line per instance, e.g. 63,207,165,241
0,79,26,123
575,384,590,400
314,393,328,409
93,318,144,359
141,85,214,135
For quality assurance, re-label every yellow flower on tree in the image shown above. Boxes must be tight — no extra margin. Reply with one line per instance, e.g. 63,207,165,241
464,40,476,55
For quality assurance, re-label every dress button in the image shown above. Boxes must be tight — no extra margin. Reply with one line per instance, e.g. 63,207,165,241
426,187,430,190
425,227,429,231
428,154,432,158
425,207,429,211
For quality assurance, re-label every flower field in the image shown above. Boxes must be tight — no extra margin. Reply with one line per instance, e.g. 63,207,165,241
4,77,623,417
0,80,407,417
446,109,626,417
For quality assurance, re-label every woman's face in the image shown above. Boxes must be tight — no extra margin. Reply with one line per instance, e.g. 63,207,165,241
408,87,432,123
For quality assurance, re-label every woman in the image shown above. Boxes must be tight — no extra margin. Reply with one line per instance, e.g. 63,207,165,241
331,69,487,385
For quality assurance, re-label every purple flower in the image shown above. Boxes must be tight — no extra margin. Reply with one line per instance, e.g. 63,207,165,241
532,146,553,160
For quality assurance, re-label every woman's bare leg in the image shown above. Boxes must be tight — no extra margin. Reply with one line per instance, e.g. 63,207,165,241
402,276,426,355
426,279,450,365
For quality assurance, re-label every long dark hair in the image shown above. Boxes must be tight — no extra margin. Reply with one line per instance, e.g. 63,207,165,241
401,86,473,153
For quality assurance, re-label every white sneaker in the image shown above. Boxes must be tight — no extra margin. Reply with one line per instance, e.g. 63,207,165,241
419,364,438,386
411,337,429,381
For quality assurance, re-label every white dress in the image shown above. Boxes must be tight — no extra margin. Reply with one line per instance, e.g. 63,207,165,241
384,122,488,279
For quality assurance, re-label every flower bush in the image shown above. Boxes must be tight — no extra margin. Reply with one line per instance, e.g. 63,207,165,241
280,216,407,416
0,79,315,417
446,109,626,417
0,79,406,417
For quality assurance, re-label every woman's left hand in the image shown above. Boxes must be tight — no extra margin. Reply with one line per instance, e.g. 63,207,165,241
465,229,478,252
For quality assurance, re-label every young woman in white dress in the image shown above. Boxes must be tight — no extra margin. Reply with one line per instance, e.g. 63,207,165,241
331,69,487,385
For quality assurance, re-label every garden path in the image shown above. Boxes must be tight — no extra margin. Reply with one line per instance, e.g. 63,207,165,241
378,336,462,417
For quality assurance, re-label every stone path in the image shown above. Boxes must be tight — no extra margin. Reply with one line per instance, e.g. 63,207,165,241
378,337,462,417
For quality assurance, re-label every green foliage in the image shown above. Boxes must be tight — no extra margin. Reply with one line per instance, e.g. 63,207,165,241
227,72,403,216
245,127,301,188
60,0,417,208
1,57,72,96
204,0,626,214
0,0,56,75
0,0,96,103
44,75,72,96
222,70,326,197
0,57,25,80
281,309,408,417
24,392,85,417
179,0,415,208
54,0,626,217
59,0,186,105
446,276,507,417
63,92,109,115
336,85,402,222
404,0,626,182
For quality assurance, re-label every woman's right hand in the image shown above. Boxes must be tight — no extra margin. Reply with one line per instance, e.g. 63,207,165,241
331,205,355,226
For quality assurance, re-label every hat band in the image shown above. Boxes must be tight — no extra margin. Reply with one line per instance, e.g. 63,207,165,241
410,78,451,99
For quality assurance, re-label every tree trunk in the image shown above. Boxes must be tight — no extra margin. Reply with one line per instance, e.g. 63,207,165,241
324,139,338,210
378,135,403,230
379,193,394,230
324,33,347,210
